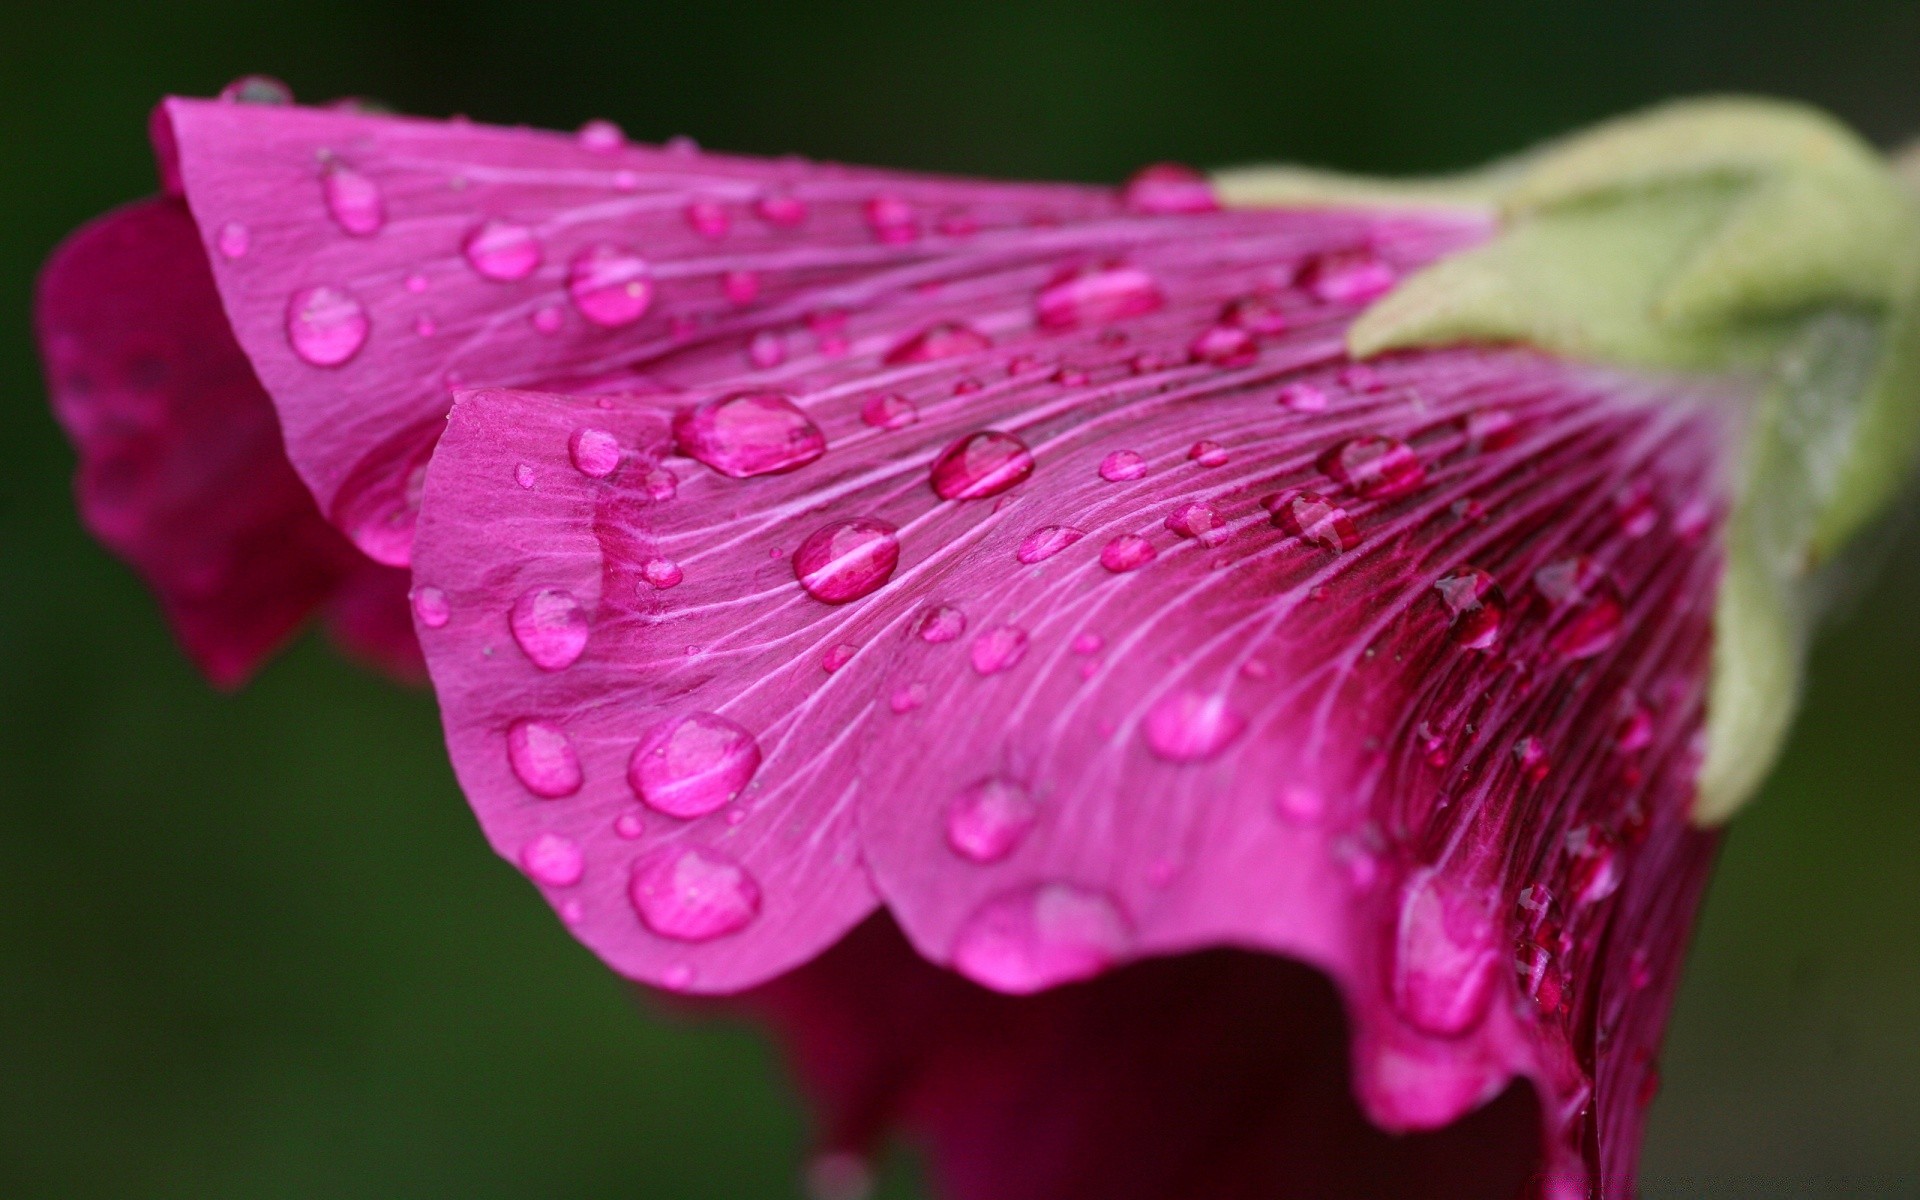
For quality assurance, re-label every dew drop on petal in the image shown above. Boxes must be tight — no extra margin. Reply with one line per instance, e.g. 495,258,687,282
568,427,622,477
1165,500,1228,547
322,162,385,236
514,463,536,489
1017,525,1084,564
754,192,808,227
1188,325,1258,367
930,431,1035,500
1392,870,1499,1036
532,305,564,334
641,466,679,501
884,321,992,365
685,199,730,240
1265,490,1359,552
629,712,762,818
643,558,684,589
970,625,1029,675
1616,702,1654,753
1034,264,1164,329
674,392,825,478
1121,163,1219,214
1275,784,1325,825
219,74,293,105
890,683,928,714
1299,248,1397,304
1318,436,1425,500
914,605,967,643
462,219,543,281
1553,586,1625,660
1071,632,1104,655
946,778,1038,863
793,519,900,603
1277,382,1329,412
509,586,589,670
216,220,250,259
1143,689,1246,762
1098,449,1148,482
577,117,624,152
285,285,369,367
864,194,919,243
568,243,654,326
1221,292,1292,335
629,844,761,941
411,585,450,629
722,269,761,306
1433,566,1506,650
860,392,918,430
1099,534,1155,572
506,718,584,798
1188,440,1229,467
951,883,1131,993
520,832,585,886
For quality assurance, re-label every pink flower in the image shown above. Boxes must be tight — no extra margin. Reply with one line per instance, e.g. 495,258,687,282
36,83,1920,1197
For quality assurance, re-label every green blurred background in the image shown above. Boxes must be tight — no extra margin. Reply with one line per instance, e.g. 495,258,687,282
2,2,1917,1196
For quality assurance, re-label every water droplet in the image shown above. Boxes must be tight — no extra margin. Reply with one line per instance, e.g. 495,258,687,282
1464,408,1519,452
930,431,1035,500
1071,632,1104,655
521,832,585,886
628,712,761,818
531,305,564,334
1276,382,1328,412
1017,525,1084,564
1098,449,1148,482
321,161,384,236
513,463,536,489
1433,567,1506,650
685,199,730,240
412,314,438,339
1121,163,1219,214
914,605,967,643
1275,784,1325,825
1392,870,1498,1035
643,558,683,588
1615,701,1654,753
1337,363,1384,392
722,269,761,306
216,221,250,260
946,778,1038,863
747,328,786,368
1034,264,1164,329
864,194,918,243
1143,689,1246,762
1565,824,1623,905
1099,534,1155,572
629,844,762,941
1188,325,1258,367
1164,500,1228,547
970,625,1029,675
640,466,679,501
1513,735,1550,783
506,718,584,797
1534,558,1624,660
568,243,653,326
219,74,293,105
510,586,589,670
807,308,850,356
859,392,918,430
411,585,450,628
1298,248,1397,304
1318,436,1425,500
951,883,1131,993
577,118,624,153
1187,440,1229,468
564,427,621,478
284,285,369,367
884,321,991,365
462,220,543,281
1613,484,1660,538
754,192,807,227
1220,292,1292,335
673,392,826,478
889,683,928,713
1265,489,1359,551
793,518,900,603
615,813,646,839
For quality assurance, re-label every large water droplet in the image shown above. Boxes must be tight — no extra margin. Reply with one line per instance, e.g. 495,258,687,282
643,558,684,588
1098,449,1148,482
930,431,1035,500
1318,436,1425,500
1099,534,1155,572
883,321,992,365
1433,566,1506,650
510,586,589,670
629,712,762,818
521,832,585,886
1034,264,1164,329
1121,163,1219,214
673,392,825,478
914,604,967,643
946,778,1038,863
951,883,1131,993
569,427,622,477
1392,870,1499,1036
1017,526,1084,564
322,161,385,236
970,625,1029,675
506,718,584,797
629,844,762,941
568,243,653,326
463,220,543,281
1164,500,1228,547
860,393,918,430
793,519,900,603
1188,440,1229,468
411,585,450,629
1266,491,1357,552
1143,689,1246,762
285,285,369,367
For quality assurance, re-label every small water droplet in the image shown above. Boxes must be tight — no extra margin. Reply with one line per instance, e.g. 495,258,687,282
722,269,761,306
411,585,450,628
946,778,1038,863
531,305,564,334
615,812,646,839
1276,382,1329,412
754,192,808,227
1071,632,1104,655
685,199,730,240
412,314,437,338
510,586,589,670
1433,567,1506,650
219,75,293,105
568,243,654,326
864,194,919,243
1164,500,1228,547
1513,735,1550,784
1098,449,1148,482
951,883,1131,993
1464,408,1519,452
506,718,584,797
1534,558,1624,660
514,463,535,489
285,285,369,367
1318,436,1425,500
216,221,250,259
1017,525,1085,564
890,683,929,713
629,712,762,818
462,219,543,281
1187,440,1229,467
641,466,679,501
747,328,786,368
643,558,684,588
1565,824,1623,905
970,625,1029,675
1220,292,1292,335
859,392,918,430
1392,870,1499,1036
1143,689,1246,762
1099,534,1155,572
629,844,762,941
1298,248,1397,304
1265,489,1359,551
884,321,992,365
1615,702,1654,753
1188,325,1258,367
930,431,1035,500
673,391,825,478
1275,784,1325,825
321,161,385,236
821,643,858,673
914,605,967,643
1121,163,1219,214
520,832,585,886
567,427,622,478
577,118,624,153
793,518,900,603
1034,264,1164,329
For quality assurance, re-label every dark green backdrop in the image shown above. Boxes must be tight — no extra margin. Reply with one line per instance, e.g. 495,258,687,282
2,3,1917,1196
